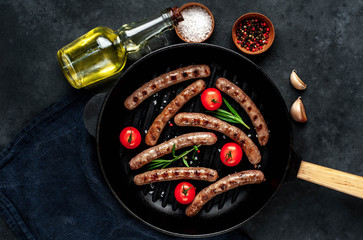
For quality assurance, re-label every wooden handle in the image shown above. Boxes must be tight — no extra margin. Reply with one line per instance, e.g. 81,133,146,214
297,161,363,199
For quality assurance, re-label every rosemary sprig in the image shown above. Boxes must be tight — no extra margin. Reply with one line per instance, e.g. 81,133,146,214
208,98,250,129
147,144,201,170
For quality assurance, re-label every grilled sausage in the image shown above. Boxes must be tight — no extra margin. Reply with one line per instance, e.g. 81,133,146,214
124,65,211,110
174,113,261,167
145,80,206,146
185,170,265,217
129,132,217,170
133,167,218,185
216,78,269,146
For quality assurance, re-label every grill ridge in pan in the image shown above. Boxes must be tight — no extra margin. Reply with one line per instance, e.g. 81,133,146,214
97,43,292,237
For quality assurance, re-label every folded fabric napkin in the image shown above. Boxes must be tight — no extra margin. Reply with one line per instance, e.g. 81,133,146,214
0,90,249,240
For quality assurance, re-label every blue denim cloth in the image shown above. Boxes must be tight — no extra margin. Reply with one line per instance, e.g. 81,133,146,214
0,90,249,240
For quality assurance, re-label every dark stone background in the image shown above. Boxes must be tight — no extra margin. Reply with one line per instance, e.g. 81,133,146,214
0,0,362,239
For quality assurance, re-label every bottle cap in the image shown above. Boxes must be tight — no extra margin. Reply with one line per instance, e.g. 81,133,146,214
170,7,184,26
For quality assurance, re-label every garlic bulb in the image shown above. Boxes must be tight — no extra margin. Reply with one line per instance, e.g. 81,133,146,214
290,97,307,123
290,70,307,90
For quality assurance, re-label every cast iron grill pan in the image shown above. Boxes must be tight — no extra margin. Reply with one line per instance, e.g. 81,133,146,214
97,43,292,237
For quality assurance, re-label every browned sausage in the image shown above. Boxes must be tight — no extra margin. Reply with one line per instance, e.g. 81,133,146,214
185,170,265,217
129,132,217,170
174,113,261,167
133,167,218,185
124,65,211,110
145,80,206,146
216,78,269,146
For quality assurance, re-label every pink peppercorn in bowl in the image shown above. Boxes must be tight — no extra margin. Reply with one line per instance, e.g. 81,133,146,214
232,13,275,55
175,2,215,43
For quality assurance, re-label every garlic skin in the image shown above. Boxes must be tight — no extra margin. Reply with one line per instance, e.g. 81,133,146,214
290,70,307,90
290,97,307,123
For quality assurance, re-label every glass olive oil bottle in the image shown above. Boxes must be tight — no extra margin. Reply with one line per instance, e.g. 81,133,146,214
57,7,183,89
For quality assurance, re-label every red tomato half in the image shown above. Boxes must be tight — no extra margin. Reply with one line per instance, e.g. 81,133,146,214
201,88,223,110
119,126,141,149
220,142,243,167
174,182,196,204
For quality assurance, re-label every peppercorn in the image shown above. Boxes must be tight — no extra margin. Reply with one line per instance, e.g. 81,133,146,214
235,18,270,52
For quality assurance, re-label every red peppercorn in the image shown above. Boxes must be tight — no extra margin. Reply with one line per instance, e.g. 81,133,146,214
169,123,173,127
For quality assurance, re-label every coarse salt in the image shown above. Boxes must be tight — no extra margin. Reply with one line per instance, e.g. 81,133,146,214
177,6,213,42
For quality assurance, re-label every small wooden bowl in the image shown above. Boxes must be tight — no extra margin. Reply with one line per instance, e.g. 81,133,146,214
232,13,275,55
175,2,215,43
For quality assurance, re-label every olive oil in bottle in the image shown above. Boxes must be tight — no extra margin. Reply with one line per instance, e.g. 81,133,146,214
57,7,183,89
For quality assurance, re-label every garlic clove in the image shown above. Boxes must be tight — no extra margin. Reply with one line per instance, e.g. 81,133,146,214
290,97,307,123
290,70,307,90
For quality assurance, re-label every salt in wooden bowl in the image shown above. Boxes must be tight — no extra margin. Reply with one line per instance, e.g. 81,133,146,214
175,2,215,43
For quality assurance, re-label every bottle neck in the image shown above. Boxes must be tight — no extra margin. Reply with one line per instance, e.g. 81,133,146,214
117,7,183,53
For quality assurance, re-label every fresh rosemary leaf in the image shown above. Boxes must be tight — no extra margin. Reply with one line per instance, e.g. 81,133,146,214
147,145,201,170
192,151,197,161
152,159,169,162
161,162,173,169
214,108,234,116
223,98,240,119
208,98,250,129
172,144,176,157
148,162,167,170
207,110,232,120
183,158,189,167
213,115,241,124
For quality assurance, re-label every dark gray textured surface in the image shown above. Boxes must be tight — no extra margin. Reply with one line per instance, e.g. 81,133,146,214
0,0,362,239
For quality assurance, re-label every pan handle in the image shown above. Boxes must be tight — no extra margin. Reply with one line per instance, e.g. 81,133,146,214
297,161,363,199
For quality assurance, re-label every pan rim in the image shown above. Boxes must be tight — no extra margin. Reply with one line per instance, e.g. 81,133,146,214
96,43,293,238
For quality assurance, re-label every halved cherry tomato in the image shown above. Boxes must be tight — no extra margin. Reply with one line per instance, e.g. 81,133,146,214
119,126,141,149
220,142,243,167
174,182,196,204
201,88,223,110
